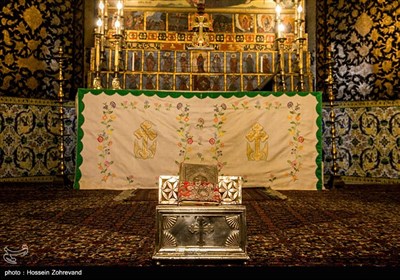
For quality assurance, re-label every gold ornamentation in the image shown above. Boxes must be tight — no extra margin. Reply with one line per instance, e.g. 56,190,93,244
246,123,269,161
16,56,46,72
355,13,373,37
133,120,157,159
23,6,43,32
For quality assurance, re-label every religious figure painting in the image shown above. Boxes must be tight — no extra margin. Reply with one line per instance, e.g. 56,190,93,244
143,74,157,89
243,52,256,73
257,14,274,33
127,50,142,71
146,12,166,31
210,75,223,91
125,74,140,89
227,75,241,91
260,52,273,73
168,13,189,32
193,75,211,91
177,52,190,73
227,52,240,73
243,75,257,91
144,51,158,72
160,51,175,72
176,75,190,90
159,74,173,90
192,51,208,73
212,14,233,33
210,52,223,73
235,14,254,33
125,11,145,30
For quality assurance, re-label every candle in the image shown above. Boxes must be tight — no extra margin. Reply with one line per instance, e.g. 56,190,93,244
99,1,104,16
115,19,121,35
297,3,303,38
278,23,285,38
96,18,102,34
104,0,108,33
98,1,105,34
275,3,282,38
117,1,123,32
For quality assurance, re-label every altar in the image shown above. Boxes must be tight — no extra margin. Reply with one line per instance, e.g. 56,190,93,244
74,89,322,190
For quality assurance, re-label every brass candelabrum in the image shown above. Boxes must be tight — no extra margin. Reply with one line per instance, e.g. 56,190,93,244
326,50,345,189
111,33,123,89
294,0,305,92
53,47,72,188
295,37,306,92
93,31,103,89
276,37,287,92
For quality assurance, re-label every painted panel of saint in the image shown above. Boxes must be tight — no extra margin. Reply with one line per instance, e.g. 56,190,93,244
160,51,175,72
159,74,173,90
125,74,140,89
144,51,158,72
227,52,240,73
127,50,142,71
193,75,211,91
192,52,208,73
243,75,257,91
259,52,273,73
212,14,233,33
227,75,241,91
125,11,145,30
210,75,223,91
146,12,166,31
176,75,190,91
257,14,274,33
177,52,190,73
235,14,254,33
210,52,224,73
243,52,256,73
168,13,189,32
143,74,157,90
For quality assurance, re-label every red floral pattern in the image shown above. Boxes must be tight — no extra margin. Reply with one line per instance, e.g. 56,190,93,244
178,180,221,203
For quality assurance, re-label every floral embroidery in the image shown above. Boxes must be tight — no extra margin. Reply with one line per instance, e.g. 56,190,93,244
286,101,303,181
97,101,116,182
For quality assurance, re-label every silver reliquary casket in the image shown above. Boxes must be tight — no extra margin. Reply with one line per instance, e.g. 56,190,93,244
153,164,249,262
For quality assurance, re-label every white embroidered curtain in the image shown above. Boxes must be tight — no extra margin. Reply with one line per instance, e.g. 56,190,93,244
76,90,322,190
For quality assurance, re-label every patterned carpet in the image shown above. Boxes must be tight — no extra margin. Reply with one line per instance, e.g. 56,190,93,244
1,184,399,276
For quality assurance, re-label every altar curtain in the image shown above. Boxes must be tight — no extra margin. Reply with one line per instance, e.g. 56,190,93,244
75,89,322,190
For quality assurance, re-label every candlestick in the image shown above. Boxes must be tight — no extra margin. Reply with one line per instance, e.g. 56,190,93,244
114,41,119,69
